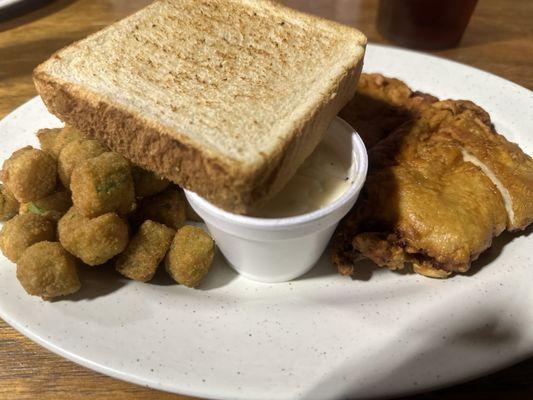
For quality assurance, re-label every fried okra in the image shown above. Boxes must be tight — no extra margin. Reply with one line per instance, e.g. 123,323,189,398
165,225,215,287
36,128,61,156
1,146,57,202
116,220,174,282
131,166,170,198
17,241,80,300
71,152,136,218
0,213,56,262
134,188,186,229
19,189,72,221
37,126,84,159
58,207,130,266
0,184,19,221
58,139,107,187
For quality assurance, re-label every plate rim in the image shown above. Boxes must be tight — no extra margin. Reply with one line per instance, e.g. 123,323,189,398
0,42,532,400
0,0,25,10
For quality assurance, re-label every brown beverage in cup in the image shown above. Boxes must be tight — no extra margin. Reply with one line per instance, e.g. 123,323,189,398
377,0,478,50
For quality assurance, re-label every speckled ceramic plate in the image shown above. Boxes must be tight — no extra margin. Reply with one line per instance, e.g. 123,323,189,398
1,44,532,400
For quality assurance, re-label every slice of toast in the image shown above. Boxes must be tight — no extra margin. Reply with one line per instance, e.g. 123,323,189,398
34,0,366,213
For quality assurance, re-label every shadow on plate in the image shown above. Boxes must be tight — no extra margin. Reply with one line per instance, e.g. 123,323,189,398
295,252,338,282
61,263,127,302
302,306,525,399
466,224,533,277
295,250,411,283
351,258,416,282
198,249,238,290
148,265,175,287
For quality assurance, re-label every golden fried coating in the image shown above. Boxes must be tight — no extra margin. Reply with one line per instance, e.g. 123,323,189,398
36,128,61,156
1,146,57,202
165,225,214,287
339,156,507,276
339,73,437,149
131,166,170,198
116,220,174,282
70,152,136,218
19,189,72,222
17,241,80,300
332,88,533,278
0,184,19,221
0,213,56,262
58,207,129,266
423,100,533,231
58,139,107,187
134,187,186,229
37,126,84,159
363,99,533,230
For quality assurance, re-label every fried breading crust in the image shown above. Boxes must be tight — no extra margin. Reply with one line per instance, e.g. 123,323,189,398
332,74,533,278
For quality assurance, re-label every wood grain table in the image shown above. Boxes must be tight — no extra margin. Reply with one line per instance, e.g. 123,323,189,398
1,0,532,399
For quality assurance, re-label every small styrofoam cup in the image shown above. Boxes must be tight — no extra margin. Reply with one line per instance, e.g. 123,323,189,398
185,117,368,283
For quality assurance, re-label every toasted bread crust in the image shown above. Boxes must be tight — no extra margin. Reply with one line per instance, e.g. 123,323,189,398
34,59,362,213
33,0,366,213
34,72,252,211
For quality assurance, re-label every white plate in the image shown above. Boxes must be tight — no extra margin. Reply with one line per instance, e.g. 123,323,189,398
1,43,533,400
0,0,26,9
